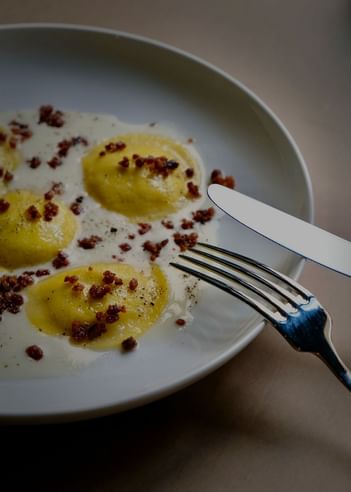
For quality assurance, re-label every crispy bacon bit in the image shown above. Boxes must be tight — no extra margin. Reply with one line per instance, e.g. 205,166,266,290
119,243,132,252
72,283,84,294
0,273,33,318
70,320,107,342
142,239,169,261
70,196,84,215
38,105,65,128
3,170,13,183
185,168,194,178
138,223,152,235
9,120,33,142
25,345,43,361
161,219,174,229
25,205,42,221
121,336,138,352
44,182,64,200
96,304,125,324
187,137,194,144
8,137,17,149
64,275,79,284
102,270,116,284
35,269,50,277
0,132,7,143
134,156,145,168
57,136,88,157
173,232,198,251
47,156,62,169
99,151,106,157
142,155,179,177
118,156,129,169
128,233,135,240
52,251,70,269
0,199,10,213
181,218,194,230
104,141,126,153
78,235,102,250
210,169,235,189
89,284,112,299
43,201,59,221
128,278,138,291
187,181,201,198
192,207,215,224
0,168,3,177
114,276,123,286
176,318,186,326
27,157,41,169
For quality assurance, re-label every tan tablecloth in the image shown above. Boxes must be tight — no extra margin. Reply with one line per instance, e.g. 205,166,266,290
2,1,351,490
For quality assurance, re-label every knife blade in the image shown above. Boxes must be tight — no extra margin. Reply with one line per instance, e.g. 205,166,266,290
208,184,351,277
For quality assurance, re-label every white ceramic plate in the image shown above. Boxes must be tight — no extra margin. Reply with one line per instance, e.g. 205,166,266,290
0,24,313,423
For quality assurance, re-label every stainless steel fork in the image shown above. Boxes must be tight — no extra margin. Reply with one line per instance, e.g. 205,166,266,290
170,242,351,391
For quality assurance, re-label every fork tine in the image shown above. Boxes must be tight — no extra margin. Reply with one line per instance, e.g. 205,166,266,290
177,254,292,317
197,242,312,300
170,261,282,325
189,247,301,307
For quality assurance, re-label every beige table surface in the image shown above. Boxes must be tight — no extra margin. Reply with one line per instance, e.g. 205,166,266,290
2,1,351,490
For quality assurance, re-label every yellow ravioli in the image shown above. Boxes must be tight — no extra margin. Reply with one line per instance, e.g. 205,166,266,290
83,133,200,221
26,263,169,349
0,190,77,269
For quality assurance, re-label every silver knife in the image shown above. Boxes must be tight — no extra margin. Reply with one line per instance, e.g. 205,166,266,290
208,184,351,277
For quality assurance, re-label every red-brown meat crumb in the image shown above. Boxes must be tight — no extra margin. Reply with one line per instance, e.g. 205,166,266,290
25,345,43,361
25,205,42,221
121,336,138,352
118,156,129,168
161,219,174,229
102,270,116,284
119,243,132,252
38,105,65,128
57,136,88,157
26,157,41,169
52,251,70,269
210,169,235,189
70,196,84,215
8,137,17,149
72,283,84,295
192,207,215,224
78,235,102,250
70,320,107,342
185,168,194,178
187,181,201,198
0,199,10,213
173,232,198,251
47,156,62,169
128,278,138,291
89,284,112,299
0,273,33,318
176,318,186,326
138,223,152,235
104,141,127,153
181,218,194,230
3,170,13,183
43,201,59,221
142,239,169,261
0,132,7,143
64,275,79,284
128,233,135,240
114,276,123,286
95,304,126,324
9,120,33,142
35,269,50,277
44,182,64,200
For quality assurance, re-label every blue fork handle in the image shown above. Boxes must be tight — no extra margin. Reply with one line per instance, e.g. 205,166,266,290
316,338,351,391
